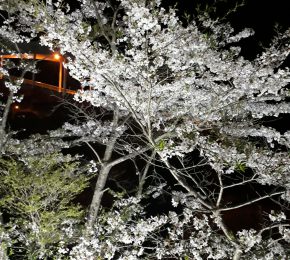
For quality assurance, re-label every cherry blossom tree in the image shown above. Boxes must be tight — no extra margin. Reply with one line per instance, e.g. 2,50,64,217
1,0,290,259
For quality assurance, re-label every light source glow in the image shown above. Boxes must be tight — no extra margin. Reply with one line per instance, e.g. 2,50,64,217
54,53,61,60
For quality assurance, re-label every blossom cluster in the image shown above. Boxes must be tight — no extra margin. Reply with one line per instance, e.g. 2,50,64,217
0,0,290,259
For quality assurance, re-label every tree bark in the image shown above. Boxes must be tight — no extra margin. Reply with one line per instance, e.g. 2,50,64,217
86,109,119,231
0,90,13,154
86,163,112,230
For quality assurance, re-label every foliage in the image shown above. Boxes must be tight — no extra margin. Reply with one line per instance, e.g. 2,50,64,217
0,0,290,259
70,189,290,260
0,153,91,259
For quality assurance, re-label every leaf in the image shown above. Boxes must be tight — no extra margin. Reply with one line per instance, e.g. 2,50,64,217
235,161,247,173
156,139,166,151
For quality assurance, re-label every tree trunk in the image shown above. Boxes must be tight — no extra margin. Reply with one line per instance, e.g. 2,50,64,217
86,164,112,230
86,109,119,231
0,90,13,154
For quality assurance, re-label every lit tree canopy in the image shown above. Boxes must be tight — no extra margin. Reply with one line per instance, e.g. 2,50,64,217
0,0,290,259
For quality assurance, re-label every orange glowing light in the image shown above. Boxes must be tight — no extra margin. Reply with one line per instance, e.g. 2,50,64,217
54,53,61,60
14,105,19,109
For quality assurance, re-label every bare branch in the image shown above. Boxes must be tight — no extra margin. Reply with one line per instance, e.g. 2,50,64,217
220,192,284,212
